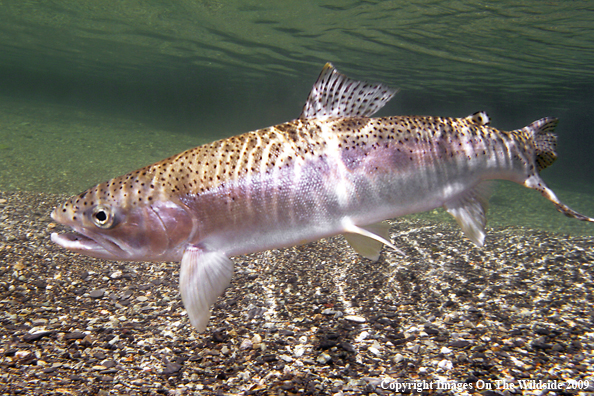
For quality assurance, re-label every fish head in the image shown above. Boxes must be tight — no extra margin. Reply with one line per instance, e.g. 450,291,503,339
50,176,194,262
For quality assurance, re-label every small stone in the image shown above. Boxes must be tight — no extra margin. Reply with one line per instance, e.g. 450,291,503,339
294,345,306,357
279,354,293,362
15,350,32,360
551,343,564,352
393,353,404,363
64,332,86,340
355,331,368,342
368,346,380,356
31,280,47,289
252,334,262,344
89,289,105,299
162,360,182,375
81,335,93,346
440,346,453,354
316,352,332,364
23,331,52,342
136,296,148,302
101,359,117,368
345,315,366,323
449,340,471,348
340,342,355,352
438,359,453,370
110,271,122,279
262,354,277,362
239,339,253,350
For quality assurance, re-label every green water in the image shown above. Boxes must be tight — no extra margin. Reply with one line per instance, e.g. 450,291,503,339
1,0,593,235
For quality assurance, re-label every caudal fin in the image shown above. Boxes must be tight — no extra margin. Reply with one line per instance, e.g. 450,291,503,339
518,118,594,223
516,117,558,172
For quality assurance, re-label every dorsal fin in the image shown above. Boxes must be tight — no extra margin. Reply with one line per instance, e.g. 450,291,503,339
299,63,397,120
466,111,490,126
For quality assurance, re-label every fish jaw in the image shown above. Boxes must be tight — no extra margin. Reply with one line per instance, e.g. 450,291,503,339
50,196,195,262
50,230,120,260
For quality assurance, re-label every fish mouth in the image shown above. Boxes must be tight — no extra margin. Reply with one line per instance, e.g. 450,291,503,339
50,231,125,260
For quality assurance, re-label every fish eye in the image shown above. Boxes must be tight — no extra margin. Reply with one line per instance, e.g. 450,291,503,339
91,205,115,229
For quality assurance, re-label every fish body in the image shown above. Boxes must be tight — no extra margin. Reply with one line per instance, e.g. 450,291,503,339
51,63,594,330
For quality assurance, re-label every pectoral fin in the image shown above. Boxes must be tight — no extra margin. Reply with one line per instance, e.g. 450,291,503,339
444,183,492,247
180,246,234,332
342,219,404,260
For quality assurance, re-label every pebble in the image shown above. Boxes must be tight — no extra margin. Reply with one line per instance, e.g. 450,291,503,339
279,354,293,362
293,345,306,357
64,332,86,340
344,315,366,323
368,346,380,356
89,289,105,299
449,340,471,348
316,352,332,364
23,331,53,342
162,361,182,375
15,350,32,360
239,339,252,350
101,360,117,368
438,359,453,370
355,331,368,342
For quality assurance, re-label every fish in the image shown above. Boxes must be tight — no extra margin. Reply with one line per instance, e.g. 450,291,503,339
51,63,594,331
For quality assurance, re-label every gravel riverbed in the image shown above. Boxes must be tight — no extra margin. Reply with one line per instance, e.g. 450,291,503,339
1,191,593,395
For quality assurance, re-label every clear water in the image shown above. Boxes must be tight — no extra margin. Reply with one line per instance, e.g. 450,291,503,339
1,0,593,235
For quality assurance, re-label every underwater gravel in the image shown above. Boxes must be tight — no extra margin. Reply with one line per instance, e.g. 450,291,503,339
1,191,594,396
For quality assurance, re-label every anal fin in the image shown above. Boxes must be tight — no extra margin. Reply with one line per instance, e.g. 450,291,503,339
525,175,594,222
444,182,492,247
180,247,234,332
342,219,404,261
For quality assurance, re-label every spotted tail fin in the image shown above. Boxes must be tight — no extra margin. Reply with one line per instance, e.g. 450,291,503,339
516,117,558,172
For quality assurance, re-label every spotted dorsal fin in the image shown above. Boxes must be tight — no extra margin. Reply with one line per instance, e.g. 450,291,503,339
466,111,490,126
300,63,397,120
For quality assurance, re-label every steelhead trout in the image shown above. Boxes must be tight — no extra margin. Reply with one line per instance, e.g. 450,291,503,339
51,63,594,331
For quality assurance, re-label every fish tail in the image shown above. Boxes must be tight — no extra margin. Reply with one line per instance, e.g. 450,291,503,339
519,118,594,223
518,117,558,172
